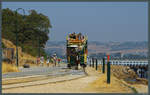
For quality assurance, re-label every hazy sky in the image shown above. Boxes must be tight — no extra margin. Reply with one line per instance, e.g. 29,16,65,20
2,2,148,42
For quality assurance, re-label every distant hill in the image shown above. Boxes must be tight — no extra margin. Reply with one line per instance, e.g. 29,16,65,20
45,41,148,58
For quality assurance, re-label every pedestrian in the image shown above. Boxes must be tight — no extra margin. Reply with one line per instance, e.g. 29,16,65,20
57,58,61,66
53,53,57,66
37,57,40,66
50,56,54,67
54,57,57,66
40,56,44,66
36,57,38,65
46,57,50,67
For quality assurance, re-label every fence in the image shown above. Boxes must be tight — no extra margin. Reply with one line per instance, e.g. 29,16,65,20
2,48,15,64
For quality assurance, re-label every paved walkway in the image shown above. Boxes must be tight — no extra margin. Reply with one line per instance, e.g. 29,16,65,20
2,64,67,79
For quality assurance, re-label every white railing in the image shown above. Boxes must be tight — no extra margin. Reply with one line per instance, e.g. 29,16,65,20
87,58,148,66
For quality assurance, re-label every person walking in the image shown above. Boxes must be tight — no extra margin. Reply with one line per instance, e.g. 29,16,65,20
40,56,44,66
57,58,61,67
53,57,57,66
37,57,40,66
52,58,55,67
46,57,50,67
53,53,57,66
50,56,54,67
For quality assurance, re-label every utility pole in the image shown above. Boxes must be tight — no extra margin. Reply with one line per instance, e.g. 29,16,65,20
15,17,18,67
38,35,40,57
15,8,25,67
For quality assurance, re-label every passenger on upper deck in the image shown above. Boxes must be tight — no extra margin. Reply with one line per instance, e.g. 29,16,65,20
77,33,82,40
69,32,76,39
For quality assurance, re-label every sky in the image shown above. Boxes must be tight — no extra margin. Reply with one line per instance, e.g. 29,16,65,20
2,2,148,42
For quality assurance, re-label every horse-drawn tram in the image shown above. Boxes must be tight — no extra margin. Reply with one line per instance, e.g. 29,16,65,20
66,33,88,70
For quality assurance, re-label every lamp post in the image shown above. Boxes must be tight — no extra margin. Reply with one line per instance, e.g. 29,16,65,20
15,8,25,67
38,32,40,57
37,16,43,58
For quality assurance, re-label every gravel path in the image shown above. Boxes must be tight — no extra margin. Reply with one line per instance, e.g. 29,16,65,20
3,75,97,93
3,74,86,89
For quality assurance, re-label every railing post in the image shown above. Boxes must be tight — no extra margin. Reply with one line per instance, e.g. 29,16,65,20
90,59,91,67
89,59,91,67
102,58,105,73
92,58,94,68
141,68,143,78
96,59,98,70
107,61,111,84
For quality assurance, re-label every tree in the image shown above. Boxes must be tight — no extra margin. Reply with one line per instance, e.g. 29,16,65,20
2,8,52,57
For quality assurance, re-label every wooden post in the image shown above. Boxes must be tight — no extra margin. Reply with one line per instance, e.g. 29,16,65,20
92,58,94,68
107,61,111,84
107,54,111,84
96,59,98,70
102,58,105,73
90,59,91,67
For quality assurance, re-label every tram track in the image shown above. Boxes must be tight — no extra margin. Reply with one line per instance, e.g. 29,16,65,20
2,68,87,90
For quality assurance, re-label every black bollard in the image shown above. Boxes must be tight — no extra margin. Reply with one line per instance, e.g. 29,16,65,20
102,58,105,73
92,58,94,68
107,61,111,84
96,59,98,70
141,68,143,78
90,59,91,67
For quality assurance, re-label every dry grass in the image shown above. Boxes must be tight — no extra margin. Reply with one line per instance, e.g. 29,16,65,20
97,64,148,85
2,38,37,66
2,62,19,74
2,39,16,50
86,73,133,93
82,67,134,93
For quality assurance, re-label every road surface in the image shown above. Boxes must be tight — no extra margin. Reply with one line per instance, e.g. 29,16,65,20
3,64,69,79
2,63,86,90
